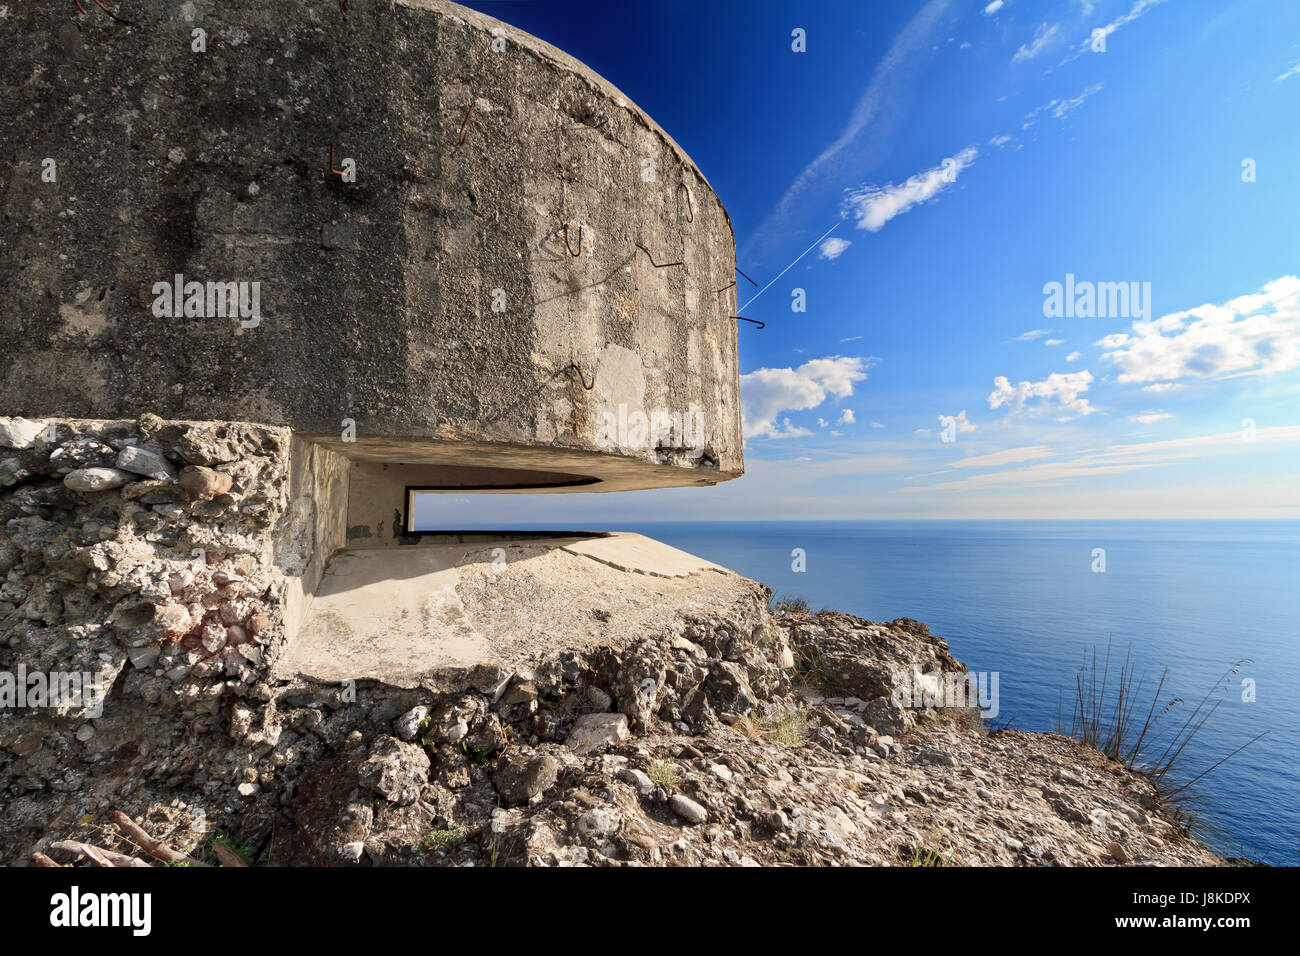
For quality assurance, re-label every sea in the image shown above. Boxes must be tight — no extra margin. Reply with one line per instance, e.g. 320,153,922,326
446,519,1298,865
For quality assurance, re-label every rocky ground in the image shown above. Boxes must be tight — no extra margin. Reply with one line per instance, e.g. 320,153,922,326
0,415,1228,867
4,603,1224,867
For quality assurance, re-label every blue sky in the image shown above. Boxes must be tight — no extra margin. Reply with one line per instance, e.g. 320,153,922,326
438,0,1300,523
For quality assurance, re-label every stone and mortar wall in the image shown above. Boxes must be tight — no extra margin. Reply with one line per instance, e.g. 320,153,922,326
0,416,302,732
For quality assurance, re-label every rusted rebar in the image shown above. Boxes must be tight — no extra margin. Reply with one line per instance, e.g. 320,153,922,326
566,362,595,390
77,0,132,24
562,223,584,258
458,102,474,145
635,243,683,269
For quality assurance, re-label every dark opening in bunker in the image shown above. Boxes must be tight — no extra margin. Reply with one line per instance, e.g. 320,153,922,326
402,471,600,533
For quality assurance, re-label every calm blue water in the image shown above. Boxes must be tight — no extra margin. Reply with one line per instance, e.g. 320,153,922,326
455,520,1300,864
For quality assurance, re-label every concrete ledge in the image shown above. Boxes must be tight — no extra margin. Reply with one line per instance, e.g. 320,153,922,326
275,532,761,688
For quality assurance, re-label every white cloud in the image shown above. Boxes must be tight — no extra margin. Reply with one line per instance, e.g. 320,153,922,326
1275,60,1300,84
1023,82,1103,130
939,410,976,434
983,0,1005,15
1052,84,1103,120
1061,0,1169,65
837,408,856,425
839,335,864,343
898,425,1300,494
773,419,812,439
1131,410,1172,424
1066,351,1081,362
438,431,1299,522
741,356,876,439
1014,328,1053,341
819,237,852,260
1073,0,1097,14
988,369,1096,416
844,146,978,232
1012,22,1061,63
1044,338,1064,346
743,0,951,258
798,356,877,396
989,133,1012,147
1099,275,1300,383
817,417,828,428
1142,382,1182,393
871,421,885,428
947,445,1055,470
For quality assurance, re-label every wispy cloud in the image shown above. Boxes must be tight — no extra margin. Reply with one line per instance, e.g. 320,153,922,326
742,0,953,259
983,1,1005,16
1060,0,1170,66
1274,59,1300,84
1014,328,1053,341
898,425,1300,494
843,146,978,232
1023,82,1104,131
1012,22,1062,63
1050,83,1104,119
945,445,1055,470
1131,410,1173,424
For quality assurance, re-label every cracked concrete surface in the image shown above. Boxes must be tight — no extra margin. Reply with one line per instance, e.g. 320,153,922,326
276,533,762,687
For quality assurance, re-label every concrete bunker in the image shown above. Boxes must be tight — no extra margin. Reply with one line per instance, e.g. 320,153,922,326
0,0,748,689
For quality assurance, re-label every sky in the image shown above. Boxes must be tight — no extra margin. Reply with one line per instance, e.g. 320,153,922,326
431,0,1300,524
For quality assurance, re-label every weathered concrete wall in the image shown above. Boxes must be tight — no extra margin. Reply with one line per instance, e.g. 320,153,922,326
0,0,743,490
278,437,351,639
